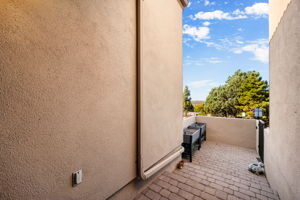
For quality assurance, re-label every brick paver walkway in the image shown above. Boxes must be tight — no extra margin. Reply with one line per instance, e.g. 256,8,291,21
134,141,280,200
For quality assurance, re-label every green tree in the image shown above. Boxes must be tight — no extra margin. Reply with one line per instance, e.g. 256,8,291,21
224,70,247,116
183,86,194,116
204,86,227,116
237,71,269,122
204,70,247,117
194,104,206,116
203,70,269,123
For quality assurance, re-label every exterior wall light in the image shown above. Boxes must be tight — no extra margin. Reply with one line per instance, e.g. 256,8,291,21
242,112,246,118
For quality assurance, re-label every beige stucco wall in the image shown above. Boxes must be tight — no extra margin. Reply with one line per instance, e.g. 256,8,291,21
140,0,184,170
266,0,300,199
196,116,256,149
0,1,137,199
269,0,292,39
109,156,181,200
183,116,196,129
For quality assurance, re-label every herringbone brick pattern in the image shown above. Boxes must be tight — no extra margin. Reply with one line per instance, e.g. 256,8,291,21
134,141,280,200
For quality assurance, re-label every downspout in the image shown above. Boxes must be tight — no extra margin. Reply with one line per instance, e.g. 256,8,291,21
137,0,187,180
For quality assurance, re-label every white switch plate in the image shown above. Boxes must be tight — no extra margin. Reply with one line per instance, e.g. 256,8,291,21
72,169,82,187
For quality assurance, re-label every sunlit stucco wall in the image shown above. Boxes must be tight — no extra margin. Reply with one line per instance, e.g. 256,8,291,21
196,116,256,149
0,0,186,199
140,0,184,171
269,0,292,39
267,0,300,199
0,1,137,199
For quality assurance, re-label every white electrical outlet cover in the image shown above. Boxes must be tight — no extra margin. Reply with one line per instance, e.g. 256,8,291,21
72,169,82,186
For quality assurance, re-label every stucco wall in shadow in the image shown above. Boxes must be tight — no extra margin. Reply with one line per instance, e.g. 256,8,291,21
267,0,300,199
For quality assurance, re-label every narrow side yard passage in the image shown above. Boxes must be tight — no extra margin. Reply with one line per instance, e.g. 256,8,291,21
134,141,280,200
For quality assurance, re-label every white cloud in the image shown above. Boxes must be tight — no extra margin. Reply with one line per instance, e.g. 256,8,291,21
206,57,223,64
203,21,211,26
245,3,268,16
233,39,269,63
187,2,192,7
183,37,195,48
204,0,215,6
253,46,269,63
208,59,222,64
200,41,224,50
183,24,210,41
184,58,203,66
189,36,269,64
189,36,243,51
193,10,247,20
236,40,244,44
184,57,223,66
192,2,268,21
232,9,243,15
189,80,218,88
232,3,268,17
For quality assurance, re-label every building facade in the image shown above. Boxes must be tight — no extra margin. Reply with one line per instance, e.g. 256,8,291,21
266,0,300,199
0,0,188,199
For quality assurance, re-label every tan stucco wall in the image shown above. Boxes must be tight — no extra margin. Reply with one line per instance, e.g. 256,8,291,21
269,0,292,39
266,0,300,199
0,1,137,199
183,116,196,129
109,157,181,200
196,116,256,149
140,0,184,170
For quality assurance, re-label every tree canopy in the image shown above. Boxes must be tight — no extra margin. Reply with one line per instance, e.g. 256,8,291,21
183,86,194,115
203,70,269,122
194,103,206,116
204,70,247,117
237,71,269,120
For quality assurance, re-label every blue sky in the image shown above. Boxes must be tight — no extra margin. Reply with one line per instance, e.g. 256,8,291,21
183,0,269,100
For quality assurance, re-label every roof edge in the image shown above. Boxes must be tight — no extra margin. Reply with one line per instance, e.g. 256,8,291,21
180,0,189,7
